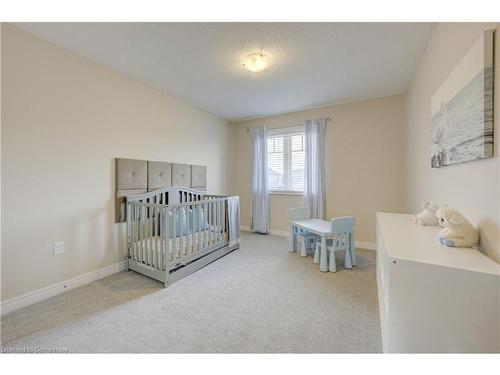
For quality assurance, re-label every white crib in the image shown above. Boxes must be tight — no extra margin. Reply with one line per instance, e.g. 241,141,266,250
125,186,240,287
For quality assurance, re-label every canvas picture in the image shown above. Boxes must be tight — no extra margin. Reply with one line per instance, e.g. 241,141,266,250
431,30,494,168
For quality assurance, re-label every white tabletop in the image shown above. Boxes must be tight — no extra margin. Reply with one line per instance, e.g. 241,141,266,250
377,212,500,276
290,219,331,236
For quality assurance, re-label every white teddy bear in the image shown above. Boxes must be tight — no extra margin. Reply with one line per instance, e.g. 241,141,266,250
435,207,479,248
415,201,440,226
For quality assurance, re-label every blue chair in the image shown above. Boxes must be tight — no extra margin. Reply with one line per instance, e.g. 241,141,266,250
315,216,356,272
289,207,320,257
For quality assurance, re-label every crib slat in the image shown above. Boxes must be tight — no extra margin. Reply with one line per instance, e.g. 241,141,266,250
190,203,194,253
143,204,148,264
155,205,158,266
189,203,193,253
160,206,163,269
146,204,149,265
222,200,225,241
137,205,141,263
146,205,149,263
204,202,208,248
197,202,201,251
152,198,156,267
130,204,134,260
136,204,140,261
179,206,184,256
215,200,219,243
166,207,171,265
157,206,161,270
221,200,225,241
198,203,201,250
158,206,162,269
214,199,219,243
212,200,216,245
209,201,213,245
139,205,144,263
186,204,190,255
154,205,158,268
136,205,140,263
218,200,221,242
221,200,224,241
214,200,217,244
223,199,227,240
214,200,217,243
172,208,177,260
148,207,153,265
162,207,166,270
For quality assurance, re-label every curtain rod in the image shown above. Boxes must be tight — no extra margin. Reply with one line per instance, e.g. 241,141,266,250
245,117,331,132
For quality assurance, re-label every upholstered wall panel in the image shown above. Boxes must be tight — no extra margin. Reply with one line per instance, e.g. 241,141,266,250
148,161,172,190
172,163,191,187
191,165,207,189
115,158,148,223
116,158,147,190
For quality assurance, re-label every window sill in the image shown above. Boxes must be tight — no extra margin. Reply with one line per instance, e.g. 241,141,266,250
269,190,303,196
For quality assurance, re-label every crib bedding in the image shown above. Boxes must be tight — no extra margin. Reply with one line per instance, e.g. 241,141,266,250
163,207,209,237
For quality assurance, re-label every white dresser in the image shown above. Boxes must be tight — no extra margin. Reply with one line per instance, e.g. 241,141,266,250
376,212,500,353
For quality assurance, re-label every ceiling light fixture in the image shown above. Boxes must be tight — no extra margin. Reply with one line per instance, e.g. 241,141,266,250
242,53,267,73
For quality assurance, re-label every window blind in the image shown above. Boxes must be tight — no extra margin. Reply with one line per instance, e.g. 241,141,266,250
266,126,305,192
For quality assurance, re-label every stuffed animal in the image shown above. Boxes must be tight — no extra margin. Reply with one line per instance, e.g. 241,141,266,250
435,207,479,248
415,201,440,226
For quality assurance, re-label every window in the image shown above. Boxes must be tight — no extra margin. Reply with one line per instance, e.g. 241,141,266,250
267,126,305,193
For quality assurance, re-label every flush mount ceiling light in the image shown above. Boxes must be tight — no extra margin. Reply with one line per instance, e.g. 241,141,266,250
242,53,268,73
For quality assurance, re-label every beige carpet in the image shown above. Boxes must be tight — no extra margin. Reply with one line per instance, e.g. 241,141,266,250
1,232,382,353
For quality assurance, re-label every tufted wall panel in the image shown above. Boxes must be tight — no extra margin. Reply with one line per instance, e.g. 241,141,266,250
115,159,148,222
148,161,172,190
171,163,191,187
190,165,207,189
116,158,148,190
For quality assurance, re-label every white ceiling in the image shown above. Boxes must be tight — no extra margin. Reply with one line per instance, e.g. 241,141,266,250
15,23,433,121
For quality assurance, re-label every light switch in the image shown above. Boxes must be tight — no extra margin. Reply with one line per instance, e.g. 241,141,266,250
53,241,65,256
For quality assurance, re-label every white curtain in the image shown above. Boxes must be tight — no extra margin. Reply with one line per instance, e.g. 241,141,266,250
250,127,269,233
304,118,326,220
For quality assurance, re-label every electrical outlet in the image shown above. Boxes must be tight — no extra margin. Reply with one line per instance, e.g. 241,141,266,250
53,241,65,256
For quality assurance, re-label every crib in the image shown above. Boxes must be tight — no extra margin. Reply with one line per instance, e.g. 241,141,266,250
125,186,240,287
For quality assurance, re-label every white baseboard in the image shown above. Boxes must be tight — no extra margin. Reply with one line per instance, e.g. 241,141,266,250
240,225,376,251
1,260,128,316
241,225,288,236
354,241,377,251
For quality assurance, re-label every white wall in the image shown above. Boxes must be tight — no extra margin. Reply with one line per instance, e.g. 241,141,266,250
1,25,235,301
234,95,407,244
405,23,500,263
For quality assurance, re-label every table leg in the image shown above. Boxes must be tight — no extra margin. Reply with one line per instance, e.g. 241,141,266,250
320,235,328,272
350,233,357,266
289,225,296,253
